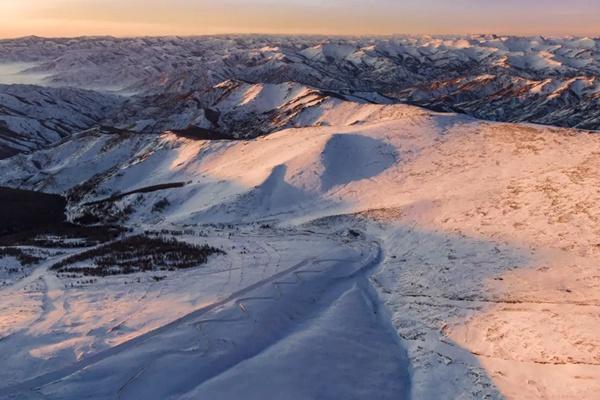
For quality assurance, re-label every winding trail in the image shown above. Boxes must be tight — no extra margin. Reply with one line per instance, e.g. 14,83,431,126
1,233,411,400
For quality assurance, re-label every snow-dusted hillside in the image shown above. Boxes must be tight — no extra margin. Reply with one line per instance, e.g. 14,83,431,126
1,35,600,400
1,35,599,129
0,84,121,158
1,34,598,158
1,93,599,399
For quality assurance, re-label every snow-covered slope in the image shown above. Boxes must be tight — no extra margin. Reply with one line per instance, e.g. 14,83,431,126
0,85,121,158
0,98,428,215
2,97,599,399
112,79,410,138
0,127,156,193
2,35,600,400
1,35,599,130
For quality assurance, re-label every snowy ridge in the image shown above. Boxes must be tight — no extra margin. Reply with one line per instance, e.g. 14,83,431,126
1,36,600,400
2,96,600,398
113,79,421,139
0,35,598,130
0,84,121,158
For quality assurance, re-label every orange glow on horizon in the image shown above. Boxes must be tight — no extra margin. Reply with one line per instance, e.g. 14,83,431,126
0,1,599,39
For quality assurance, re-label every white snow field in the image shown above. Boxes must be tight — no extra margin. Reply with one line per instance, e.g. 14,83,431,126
1,98,600,399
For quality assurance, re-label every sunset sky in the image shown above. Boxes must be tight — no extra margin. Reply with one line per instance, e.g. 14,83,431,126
1,0,599,38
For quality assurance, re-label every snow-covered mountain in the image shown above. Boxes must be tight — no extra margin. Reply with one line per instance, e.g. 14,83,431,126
1,35,598,158
395,74,600,129
1,35,599,130
0,84,120,158
0,86,427,221
2,91,600,399
1,35,600,400
112,80,404,138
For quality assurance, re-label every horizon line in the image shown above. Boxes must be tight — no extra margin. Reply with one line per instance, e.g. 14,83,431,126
1,32,598,41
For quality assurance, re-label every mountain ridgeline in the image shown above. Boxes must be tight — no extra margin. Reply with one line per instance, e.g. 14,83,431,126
0,35,598,158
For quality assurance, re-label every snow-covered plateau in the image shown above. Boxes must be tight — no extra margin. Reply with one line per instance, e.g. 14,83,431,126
0,35,599,399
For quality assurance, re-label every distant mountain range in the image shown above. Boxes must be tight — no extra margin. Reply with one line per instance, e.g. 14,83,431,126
1,35,600,400
0,35,598,157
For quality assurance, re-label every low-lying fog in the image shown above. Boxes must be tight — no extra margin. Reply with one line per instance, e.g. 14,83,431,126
0,63,49,85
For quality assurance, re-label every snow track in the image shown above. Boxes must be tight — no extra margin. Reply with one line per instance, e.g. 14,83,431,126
1,233,410,400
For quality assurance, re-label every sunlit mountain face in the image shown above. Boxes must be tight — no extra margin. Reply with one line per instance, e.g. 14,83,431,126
0,35,599,158
0,2,599,399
